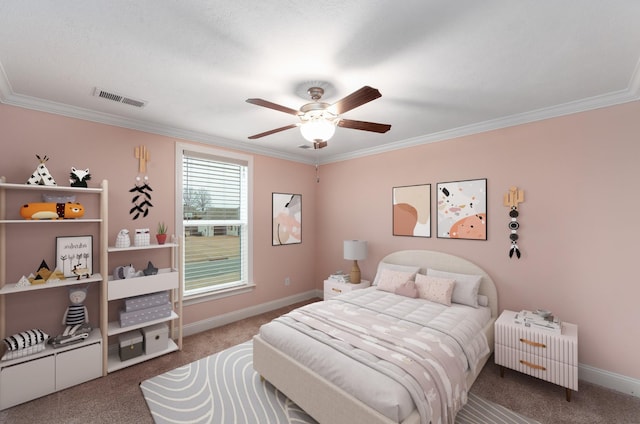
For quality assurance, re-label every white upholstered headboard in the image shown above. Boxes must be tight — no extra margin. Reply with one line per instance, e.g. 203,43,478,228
380,250,498,318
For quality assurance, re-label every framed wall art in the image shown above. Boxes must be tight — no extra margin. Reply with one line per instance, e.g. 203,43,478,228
392,184,431,237
56,235,93,277
437,178,487,240
272,193,302,246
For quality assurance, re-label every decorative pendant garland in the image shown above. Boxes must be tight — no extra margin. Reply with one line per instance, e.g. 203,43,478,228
129,145,154,220
503,186,524,259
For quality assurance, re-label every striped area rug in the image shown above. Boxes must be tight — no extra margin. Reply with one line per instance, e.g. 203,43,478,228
141,341,539,424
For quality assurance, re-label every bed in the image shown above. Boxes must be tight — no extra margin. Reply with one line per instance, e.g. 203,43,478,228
253,250,498,424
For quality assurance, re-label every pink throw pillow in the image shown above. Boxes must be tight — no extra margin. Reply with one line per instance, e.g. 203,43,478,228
395,280,419,298
414,274,455,306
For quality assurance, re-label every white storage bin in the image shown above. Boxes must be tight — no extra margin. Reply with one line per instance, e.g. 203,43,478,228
142,323,169,355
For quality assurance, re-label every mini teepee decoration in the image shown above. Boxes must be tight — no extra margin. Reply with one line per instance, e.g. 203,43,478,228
129,145,153,219
27,154,57,185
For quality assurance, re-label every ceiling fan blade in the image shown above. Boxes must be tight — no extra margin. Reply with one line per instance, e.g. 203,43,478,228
313,141,328,149
330,86,382,114
248,124,298,139
338,119,391,133
246,98,301,116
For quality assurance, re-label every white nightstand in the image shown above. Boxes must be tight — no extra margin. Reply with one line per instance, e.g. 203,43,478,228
323,279,371,301
494,310,578,401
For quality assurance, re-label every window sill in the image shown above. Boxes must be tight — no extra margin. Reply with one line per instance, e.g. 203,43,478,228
183,282,256,306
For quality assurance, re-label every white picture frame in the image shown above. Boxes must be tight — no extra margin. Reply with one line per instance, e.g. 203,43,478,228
56,235,93,277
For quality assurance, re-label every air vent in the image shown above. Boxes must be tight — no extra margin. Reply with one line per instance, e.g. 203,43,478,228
93,87,147,108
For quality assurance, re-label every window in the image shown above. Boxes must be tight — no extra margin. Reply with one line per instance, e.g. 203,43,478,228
176,144,252,299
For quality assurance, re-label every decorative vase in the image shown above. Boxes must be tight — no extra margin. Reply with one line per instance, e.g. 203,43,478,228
134,228,150,247
156,234,167,245
115,229,131,248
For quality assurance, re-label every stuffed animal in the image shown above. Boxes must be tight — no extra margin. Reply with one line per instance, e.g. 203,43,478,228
62,287,88,336
113,264,140,279
69,167,91,187
20,202,85,219
49,287,92,348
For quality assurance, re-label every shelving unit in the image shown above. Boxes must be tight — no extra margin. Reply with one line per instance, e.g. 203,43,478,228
0,177,107,409
0,176,183,406
103,241,183,374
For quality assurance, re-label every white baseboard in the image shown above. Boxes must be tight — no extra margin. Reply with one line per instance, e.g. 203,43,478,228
579,363,640,398
183,289,322,337
184,291,639,399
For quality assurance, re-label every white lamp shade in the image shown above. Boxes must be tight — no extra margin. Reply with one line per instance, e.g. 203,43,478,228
300,117,336,142
344,240,367,261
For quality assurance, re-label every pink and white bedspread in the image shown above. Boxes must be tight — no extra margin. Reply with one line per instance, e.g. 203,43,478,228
258,288,490,424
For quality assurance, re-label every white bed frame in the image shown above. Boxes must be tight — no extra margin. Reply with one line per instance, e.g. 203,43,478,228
253,250,499,424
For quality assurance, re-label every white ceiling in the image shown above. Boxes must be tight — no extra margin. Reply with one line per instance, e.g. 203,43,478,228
1,1,639,164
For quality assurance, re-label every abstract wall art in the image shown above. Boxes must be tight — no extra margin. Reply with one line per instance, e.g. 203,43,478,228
392,184,431,237
272,193,302,245
437,178,487,240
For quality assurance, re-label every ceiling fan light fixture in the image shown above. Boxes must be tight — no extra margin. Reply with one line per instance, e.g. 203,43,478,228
300,115,337,142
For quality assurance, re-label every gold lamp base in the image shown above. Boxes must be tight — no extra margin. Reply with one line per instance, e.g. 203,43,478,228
350,260,361,284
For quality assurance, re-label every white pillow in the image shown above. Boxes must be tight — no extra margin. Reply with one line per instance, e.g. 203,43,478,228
414,274,455,306
376,269,416,293
477,294,489,307
427,268,482,308
372,262,420,286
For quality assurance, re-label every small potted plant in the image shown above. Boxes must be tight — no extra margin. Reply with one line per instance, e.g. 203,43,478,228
156,222,168,245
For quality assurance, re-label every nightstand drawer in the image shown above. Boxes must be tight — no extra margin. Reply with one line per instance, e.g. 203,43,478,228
495,344,578,390
324,286,345,298
323,279,370,301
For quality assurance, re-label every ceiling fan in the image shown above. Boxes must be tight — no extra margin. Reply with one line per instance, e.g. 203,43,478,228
246,85,391,149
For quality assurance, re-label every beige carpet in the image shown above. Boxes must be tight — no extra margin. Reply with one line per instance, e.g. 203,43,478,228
1,299,639,423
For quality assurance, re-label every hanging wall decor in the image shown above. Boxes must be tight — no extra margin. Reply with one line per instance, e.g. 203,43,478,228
129,145,153,219
437,178,487,240
503,186,524,259
272,193,302,246
392,184,431,237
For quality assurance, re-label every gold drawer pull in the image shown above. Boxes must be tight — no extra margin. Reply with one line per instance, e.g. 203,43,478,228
331,288,342,293
519,338,546,348
520,360,546,371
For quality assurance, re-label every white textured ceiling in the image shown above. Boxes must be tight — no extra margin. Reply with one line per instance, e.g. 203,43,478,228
1,1,639,164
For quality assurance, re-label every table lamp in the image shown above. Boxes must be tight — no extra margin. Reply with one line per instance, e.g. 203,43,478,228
343,240,367,284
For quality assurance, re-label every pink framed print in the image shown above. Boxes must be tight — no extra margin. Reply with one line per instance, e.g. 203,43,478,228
392,184,431,237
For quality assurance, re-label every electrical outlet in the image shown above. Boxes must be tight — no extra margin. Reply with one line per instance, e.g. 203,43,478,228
284,277,291,286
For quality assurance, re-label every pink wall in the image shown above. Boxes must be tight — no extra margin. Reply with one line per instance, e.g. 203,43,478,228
315,101,640,380
2,100,639,382
0,104,318,339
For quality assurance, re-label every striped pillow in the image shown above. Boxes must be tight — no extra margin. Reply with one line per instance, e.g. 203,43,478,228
3,328,49,351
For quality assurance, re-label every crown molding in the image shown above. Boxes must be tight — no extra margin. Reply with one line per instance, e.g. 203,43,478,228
320,84,640,165
2,60,639,167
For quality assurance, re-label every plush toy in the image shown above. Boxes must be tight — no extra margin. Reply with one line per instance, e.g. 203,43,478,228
49,287,92,348
20,202,85,219
69,167,91,187
62,287,88,335
113,264,143,279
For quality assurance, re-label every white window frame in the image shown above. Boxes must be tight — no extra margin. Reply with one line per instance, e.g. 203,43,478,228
176,143,254,302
